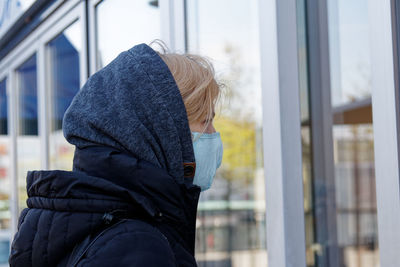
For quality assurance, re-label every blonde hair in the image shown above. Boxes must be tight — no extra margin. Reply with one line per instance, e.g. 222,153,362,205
149,39,221,128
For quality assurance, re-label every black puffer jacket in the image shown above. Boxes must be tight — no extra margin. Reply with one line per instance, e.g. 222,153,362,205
9,43,201,266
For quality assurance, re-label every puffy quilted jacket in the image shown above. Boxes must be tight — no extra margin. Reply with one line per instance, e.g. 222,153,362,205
9,145,201,267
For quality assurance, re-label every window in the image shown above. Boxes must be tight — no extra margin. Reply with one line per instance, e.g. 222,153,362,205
47,19,82,170
95,0,161,70
328,1,378,266
300,0,379,266
16,54,40,213
186,0,266,266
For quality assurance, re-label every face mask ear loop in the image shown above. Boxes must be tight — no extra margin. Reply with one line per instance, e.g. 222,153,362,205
192,120,210,143
192,133,200,143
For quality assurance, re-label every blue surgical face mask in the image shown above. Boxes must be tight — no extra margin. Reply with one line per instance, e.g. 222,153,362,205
191,131,223,191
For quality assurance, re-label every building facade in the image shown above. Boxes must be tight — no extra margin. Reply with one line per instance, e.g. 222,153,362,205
0,0,399,267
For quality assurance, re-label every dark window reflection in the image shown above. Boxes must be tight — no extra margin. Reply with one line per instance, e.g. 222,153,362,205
47,19,81,170
18,54,38,136
48,30,80,131
0,79,7,135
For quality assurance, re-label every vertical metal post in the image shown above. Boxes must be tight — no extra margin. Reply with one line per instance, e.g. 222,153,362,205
258,0,306,266
79,1,89,87
88,0,100,75
37,43,49,170
369,0,400,266
8,70,18,235
306,0,340,266
160,0,186,52
171,0,186,52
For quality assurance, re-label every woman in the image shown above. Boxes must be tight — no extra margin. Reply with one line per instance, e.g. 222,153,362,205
8,40,223,267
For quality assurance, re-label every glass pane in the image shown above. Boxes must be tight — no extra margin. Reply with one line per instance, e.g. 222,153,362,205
300,0,379,266
16,54,40,213
186,1,266,266
329,0,378,266
47,19,81,170
0,78,10,267
96,0,161,69
330,1,371,108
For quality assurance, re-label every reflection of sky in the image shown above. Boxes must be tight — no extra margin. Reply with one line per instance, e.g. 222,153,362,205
19,0,35,9
330,0,371,106
63,19,82,54
187,0,262,125
96,0,160,67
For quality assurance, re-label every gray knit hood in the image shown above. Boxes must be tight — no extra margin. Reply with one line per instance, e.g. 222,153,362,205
62,43,195,183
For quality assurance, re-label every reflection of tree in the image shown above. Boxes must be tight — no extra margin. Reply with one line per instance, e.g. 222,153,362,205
215,43,257,184
218,43,255,123
211,43,260,261
197,42,264,262
345,62,371,102
214,116,256,183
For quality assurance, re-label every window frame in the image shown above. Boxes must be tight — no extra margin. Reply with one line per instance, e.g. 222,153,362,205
369,0,400,265
258,0,307,266
0,0,86,235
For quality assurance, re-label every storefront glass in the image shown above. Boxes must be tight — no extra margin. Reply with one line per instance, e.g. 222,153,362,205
47,19,82,170
16,54,40,213
0,78,9,267
95,0,161,70
186,1,266,266
300,0,380,266
329,1,379,266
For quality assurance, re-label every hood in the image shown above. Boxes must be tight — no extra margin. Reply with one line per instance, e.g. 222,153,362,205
62,43,195,184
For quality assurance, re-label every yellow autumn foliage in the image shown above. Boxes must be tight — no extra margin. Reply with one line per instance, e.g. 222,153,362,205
214,115,257,181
